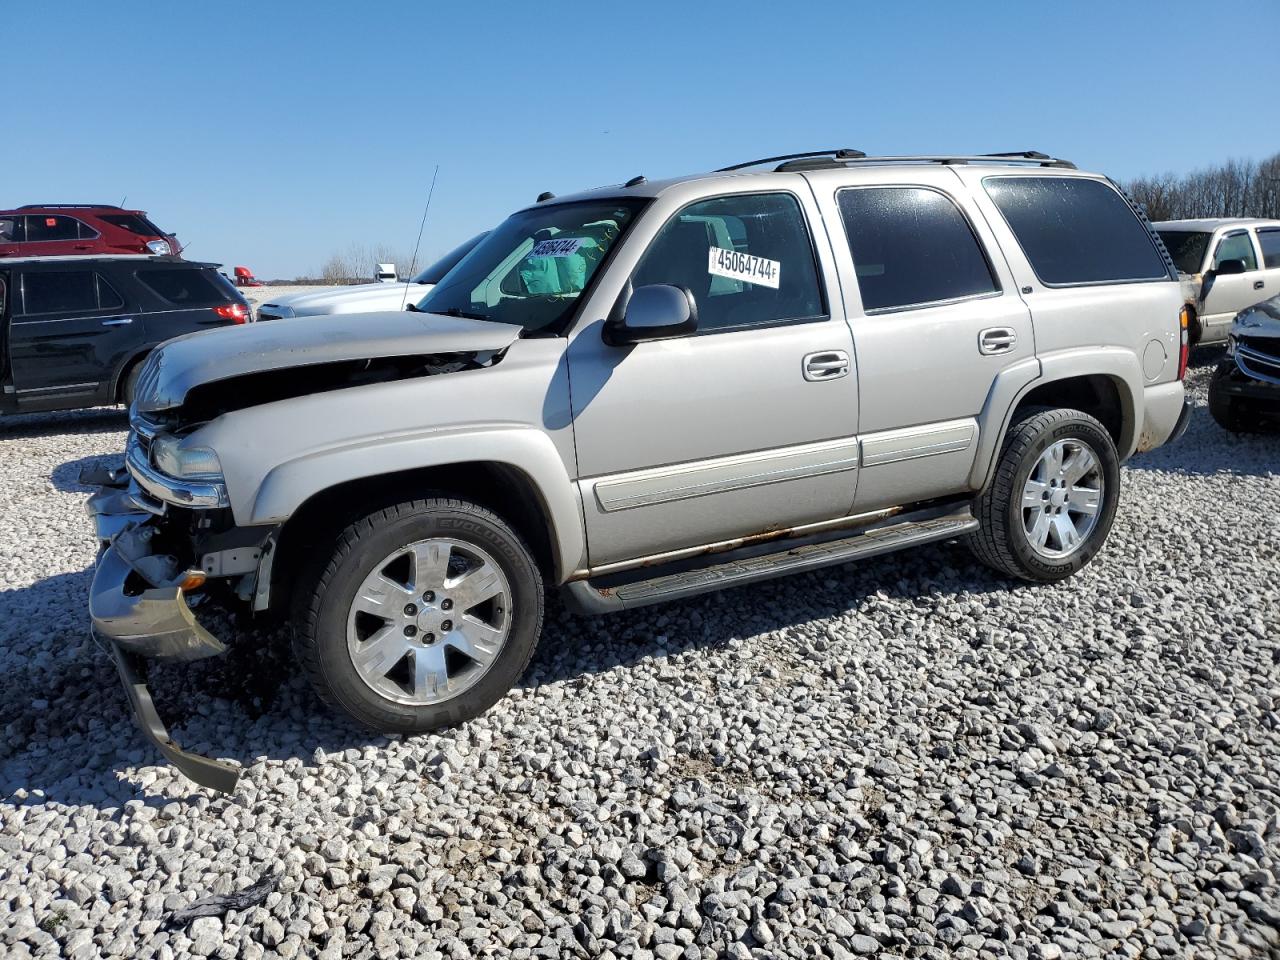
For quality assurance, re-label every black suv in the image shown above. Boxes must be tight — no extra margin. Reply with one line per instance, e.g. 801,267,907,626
0,256,250,415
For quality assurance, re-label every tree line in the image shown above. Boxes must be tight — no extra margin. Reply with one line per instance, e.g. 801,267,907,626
1124,152,1280,222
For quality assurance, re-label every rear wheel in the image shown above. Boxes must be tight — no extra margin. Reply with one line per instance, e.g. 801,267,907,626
121,362,144,407
294,496,544,733
968,408,1120,582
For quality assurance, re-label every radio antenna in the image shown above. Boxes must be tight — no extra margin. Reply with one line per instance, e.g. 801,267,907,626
401,164,440,310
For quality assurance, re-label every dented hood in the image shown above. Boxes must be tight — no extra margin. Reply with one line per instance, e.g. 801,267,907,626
1233,295,1280,339
133,311,521,412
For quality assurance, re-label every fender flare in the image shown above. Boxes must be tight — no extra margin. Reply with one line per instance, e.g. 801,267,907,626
250,425,586,581
969,348,1143,491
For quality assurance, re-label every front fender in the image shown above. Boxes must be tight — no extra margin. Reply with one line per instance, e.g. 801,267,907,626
250,424,585,580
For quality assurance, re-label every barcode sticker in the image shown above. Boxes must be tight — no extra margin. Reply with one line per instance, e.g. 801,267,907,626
707,247,780,289
530,237,587,258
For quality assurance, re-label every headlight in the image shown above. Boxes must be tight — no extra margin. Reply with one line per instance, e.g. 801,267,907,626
152,434,224,480
1226,335,1236,357
146,239,172,255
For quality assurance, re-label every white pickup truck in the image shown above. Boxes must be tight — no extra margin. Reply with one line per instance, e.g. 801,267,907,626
1155,218,1280,345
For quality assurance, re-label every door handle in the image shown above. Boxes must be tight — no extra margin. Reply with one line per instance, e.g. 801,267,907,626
1254,280,1265,290
802,350,850,382
100,316,134,327
978,327,1017,355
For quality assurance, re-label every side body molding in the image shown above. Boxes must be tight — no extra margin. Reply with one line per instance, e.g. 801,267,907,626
250,425,587,580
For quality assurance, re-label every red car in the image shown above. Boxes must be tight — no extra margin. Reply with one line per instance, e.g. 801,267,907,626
0,204,181,258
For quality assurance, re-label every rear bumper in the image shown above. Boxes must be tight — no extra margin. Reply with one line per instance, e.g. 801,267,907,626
83,465,242,793
1137,380,1188,453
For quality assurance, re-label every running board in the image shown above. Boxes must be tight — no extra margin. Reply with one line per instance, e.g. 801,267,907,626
564,510,978,613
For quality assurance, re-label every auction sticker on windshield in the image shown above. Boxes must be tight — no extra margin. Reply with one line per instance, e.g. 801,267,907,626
707,247,780,289
530,237,588,258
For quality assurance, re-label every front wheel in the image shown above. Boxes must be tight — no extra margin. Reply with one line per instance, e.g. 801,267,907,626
968,408,1120,582
293,497,544,733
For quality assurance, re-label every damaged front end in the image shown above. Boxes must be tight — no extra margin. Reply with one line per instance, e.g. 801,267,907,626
84,463,270,794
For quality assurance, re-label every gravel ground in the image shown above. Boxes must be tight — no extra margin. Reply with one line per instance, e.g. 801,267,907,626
0,355,1277,960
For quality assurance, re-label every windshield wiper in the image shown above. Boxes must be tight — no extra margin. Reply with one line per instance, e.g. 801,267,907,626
438,306,490,322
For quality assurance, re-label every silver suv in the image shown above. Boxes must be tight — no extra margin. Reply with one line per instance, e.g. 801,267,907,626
84,149,1193,790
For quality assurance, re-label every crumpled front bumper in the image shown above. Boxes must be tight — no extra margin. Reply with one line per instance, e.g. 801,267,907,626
83,464,242,793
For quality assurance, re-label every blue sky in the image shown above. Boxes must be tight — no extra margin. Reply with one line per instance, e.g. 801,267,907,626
7,1,1275,279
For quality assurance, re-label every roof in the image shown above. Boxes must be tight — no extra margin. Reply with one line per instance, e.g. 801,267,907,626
529,150,1091,212
1154,218,1280,231
0,254,215,268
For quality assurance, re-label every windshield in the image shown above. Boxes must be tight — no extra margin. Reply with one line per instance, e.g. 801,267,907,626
1157,230,1211,274
417,199,646,333
411,232,489,285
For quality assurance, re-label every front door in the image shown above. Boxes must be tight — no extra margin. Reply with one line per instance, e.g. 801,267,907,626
1202,229,1267,337
566,187,860,568
9,267,138,409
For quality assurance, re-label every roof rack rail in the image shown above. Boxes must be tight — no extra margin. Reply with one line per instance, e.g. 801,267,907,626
18,203,125,210
717,149,866,172
776,151,1076,171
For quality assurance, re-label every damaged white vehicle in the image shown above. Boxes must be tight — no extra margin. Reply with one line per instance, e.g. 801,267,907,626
86,150,1192,791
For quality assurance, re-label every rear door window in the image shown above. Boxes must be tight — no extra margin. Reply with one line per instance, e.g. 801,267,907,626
100,213,164,236
1214,231,1258,271
135,267,229,306
837,186,998,312
23,215,98,243
1258,228,1280,269
632,192,825,332
984,177,1170,285
21,271,101,314
0,218,22,242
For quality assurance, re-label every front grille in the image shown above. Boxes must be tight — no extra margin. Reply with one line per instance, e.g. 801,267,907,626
1237,337,1280,385
131,414,160,459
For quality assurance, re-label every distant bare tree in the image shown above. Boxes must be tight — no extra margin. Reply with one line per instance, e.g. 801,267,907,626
1123,152,1280,221
314,243,418,283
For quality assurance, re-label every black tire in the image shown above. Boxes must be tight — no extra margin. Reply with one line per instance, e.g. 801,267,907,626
968,407,1120,582
293,496,544,734
1208,364,1259,433
121,362,144,407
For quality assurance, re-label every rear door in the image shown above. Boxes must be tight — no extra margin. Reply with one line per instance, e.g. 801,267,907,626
807,167,1034,512
1254,227,1280,301
8,266,140,408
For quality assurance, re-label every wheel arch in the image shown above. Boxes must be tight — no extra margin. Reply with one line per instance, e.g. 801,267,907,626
265,458,575,617
971,349,1143,492
111,348,153,403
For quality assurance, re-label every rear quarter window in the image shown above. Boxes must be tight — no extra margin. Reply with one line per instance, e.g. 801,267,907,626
136,268,230,307
100,213,164,236
984,177,1171,286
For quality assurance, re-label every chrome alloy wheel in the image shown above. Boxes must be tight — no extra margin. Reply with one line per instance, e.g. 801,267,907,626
1022,439,1103,559
345,539,512,706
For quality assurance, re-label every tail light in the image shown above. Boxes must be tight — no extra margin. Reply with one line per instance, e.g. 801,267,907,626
1177,305,1191,380
214,303,250,324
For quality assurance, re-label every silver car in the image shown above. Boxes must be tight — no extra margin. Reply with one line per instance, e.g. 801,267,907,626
85,149,1192,790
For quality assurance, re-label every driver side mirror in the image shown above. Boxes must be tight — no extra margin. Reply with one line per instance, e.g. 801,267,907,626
603,284,698,346
1213,258,1247,277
